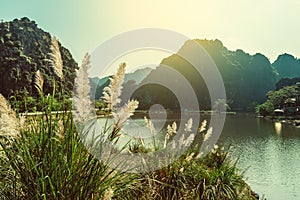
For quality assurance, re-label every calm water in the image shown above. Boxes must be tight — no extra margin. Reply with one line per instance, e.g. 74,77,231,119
218,113,300,200
95,113,300,199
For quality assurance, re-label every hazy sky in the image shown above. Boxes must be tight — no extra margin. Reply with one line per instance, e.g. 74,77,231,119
2,0,300,66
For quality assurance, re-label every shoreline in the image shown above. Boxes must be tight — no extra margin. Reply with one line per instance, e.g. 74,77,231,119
260,115,300,127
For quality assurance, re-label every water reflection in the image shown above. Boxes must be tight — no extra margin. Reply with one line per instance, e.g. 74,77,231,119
219,115,300,200
274,122,282,135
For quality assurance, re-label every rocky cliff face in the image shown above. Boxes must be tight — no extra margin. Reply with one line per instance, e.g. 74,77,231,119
0,17,78,103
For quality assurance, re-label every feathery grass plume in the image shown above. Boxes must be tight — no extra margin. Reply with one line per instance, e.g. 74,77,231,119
174,118,193,149
195,151,203,159
171,140,176,149
112,100,139,128
203,127,213,142
164,122,177,148
57,119,65,141
185,152,195,162
103,187,114,200
73,53,93,122
110,100,139,140
34,70,44,92
198,119,207,133
178,133,185,147
184,118,193,132
183,133,195,147
102,63,126,111
144,116,155,135
144,116,156,149
0,93,18,137
49,36,63,79
167,122,177,138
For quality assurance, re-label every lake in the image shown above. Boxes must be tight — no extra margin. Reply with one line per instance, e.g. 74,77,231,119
218,113,300,200
93,112,300,199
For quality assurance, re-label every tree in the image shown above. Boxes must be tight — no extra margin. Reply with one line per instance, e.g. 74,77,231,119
266,84,299,108
255,101,274,117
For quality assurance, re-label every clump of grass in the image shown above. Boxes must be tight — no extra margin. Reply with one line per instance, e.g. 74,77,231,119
117,145,258,200
0,52,135,199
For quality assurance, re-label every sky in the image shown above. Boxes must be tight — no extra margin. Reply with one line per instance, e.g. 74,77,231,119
1,0,300,75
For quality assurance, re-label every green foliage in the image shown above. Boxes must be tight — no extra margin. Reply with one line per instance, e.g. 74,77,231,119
276,77,300,90
0,101,258,200
273,53,300,79
255,101,274,117
267,84,299,108
256,83,300,116
0,17,78,112
132,39,277,111
117,146,257,200
0,88,258,200
0,96,133,200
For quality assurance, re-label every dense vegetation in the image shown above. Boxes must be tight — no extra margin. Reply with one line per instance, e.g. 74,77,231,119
2,18,300,113
256,81,300,116
273,53,300,79
0,50,258,199
129,40,274,111
0,112,258,199
0,17,78,112
254,55,300,116
130,40,300,111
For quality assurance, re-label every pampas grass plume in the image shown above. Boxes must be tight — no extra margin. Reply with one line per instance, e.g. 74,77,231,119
0,93,19,137
112,100,139,128
102,63,126,110
34,70,44,92
49,36,63,79
73,53,93,122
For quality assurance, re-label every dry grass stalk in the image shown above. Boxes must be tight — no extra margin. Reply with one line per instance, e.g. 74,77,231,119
203,127,213,142
184,118,193,132
102,187,114,200
49,36,63,79
73,53,93,122
102,63,126,111
198,119,207,133
112,100,139,128
34,70,44,92
0,93,19,137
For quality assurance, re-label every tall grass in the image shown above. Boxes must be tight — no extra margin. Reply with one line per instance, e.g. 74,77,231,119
0,48,135,199
115,144,258,200
0,41,260,199
0,107,132,199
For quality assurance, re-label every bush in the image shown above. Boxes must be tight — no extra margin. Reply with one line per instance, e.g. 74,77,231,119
116,145,258,200
255,100,274,117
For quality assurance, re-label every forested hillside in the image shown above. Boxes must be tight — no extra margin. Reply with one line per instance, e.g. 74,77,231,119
1,18,300,112
0,17,78,111
131,40,275,110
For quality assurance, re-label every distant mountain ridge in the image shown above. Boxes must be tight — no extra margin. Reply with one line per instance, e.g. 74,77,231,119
1,17,300,112
132,39,300,111
272,53,300,78
90,67,153,99
91,39,300,111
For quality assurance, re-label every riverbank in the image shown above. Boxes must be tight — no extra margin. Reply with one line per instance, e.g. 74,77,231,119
260,115,300,127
